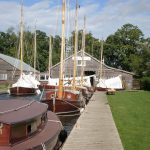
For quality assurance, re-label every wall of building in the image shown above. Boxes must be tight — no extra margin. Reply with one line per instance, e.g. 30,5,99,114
0,58,39,84
43,52,133,89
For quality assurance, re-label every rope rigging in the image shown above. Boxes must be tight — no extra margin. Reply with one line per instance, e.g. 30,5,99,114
0,100,35,115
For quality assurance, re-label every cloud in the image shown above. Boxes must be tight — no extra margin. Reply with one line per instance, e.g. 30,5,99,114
0,0,149,40
82,0,150,39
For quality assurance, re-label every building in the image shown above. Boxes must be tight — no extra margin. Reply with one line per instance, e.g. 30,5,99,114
0,53,39,84
40,51,134,89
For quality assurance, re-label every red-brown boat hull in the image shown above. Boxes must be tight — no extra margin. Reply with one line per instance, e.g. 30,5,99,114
40,84,94,102
39,84,57,90
0,112,62,150
42,90,85,115
9,87,37,96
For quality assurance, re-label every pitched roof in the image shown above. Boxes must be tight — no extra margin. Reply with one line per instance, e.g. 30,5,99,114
49,51,134,75
0,53,39,73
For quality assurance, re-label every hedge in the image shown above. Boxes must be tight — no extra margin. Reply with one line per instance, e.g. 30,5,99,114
140,77,150,91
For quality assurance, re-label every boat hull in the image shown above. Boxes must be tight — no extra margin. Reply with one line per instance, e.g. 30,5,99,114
96,87,108,91
42,90,85,115
39,84,57,90
40,84,94,103
9,87,37,96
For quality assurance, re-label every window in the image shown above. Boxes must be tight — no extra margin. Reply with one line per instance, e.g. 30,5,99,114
77,60,86,66
41,113,47,123
27,125,31,134
0,74,7,80
26,121,37,135
78,60,82,66
40,75,49,81
40,75,45,80
46,75,49,80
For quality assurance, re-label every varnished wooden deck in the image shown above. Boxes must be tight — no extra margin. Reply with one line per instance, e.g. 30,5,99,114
62,91,124,150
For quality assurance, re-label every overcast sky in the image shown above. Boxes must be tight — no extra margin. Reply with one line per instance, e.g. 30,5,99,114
0,0,149,39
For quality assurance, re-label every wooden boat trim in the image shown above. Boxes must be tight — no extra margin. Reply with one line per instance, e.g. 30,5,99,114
0,112,62,150
56,109,80,115
0,100,48,124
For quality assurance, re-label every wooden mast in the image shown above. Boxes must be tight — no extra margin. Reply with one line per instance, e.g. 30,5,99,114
20,0,24,76
72,0,78,90
48,36,52,78
99,40,103,80
81,16,86,87
34,22,37,76
58,0,66,99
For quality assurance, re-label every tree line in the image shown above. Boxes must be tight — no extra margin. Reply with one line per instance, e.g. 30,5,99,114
0,23,149,78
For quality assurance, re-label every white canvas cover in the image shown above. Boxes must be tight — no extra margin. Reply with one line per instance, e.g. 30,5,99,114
47,75,96,87
47,77,59,86
97,75,123,89
47,77,73,86
12,73,40,89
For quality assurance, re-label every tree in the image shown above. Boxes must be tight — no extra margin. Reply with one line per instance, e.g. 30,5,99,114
52,35,61,65
0,28,18,57
70,30,101,60
104,23,145,74
36,30,49,72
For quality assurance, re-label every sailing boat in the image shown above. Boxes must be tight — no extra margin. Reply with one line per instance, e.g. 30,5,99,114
0,99,65,149
74,16,94,102
42,35,59,90
9,2,40,96
96,40,107,91
96,40,123,91
41,0,85,115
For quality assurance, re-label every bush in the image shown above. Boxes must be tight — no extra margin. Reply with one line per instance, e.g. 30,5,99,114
140,77,150,91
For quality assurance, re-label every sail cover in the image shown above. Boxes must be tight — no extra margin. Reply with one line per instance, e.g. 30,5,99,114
97,75,123,89
12,73,40,88
48,75,96,87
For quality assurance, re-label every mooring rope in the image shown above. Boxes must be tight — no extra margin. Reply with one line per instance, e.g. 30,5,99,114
61,98,81,110
0,100,35,115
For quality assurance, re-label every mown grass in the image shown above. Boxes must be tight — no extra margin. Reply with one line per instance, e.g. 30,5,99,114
107,91,150,150
0,83,8,92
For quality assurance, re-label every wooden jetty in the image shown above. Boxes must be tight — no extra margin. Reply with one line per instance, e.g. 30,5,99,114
62,91,124,150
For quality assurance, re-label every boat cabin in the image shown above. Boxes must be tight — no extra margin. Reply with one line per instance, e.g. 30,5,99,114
0,100,47,146
0,99,62,149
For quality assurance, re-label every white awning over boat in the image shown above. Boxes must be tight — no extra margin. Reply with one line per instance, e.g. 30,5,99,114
48,75,96,87
97,75,123,89
12,73,40,88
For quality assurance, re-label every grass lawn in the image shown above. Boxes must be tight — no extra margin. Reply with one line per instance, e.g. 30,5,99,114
107,91,150,150
0,83,8,92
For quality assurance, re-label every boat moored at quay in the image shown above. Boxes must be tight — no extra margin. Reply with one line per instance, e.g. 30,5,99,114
0,99,66,150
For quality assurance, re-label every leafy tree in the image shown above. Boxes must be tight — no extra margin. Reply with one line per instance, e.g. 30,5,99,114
0,24,149,77
52,35,61,65
140,38,150,76
0,28,18,57
70,30,101,60
36,30,49,72
104,23,145,74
